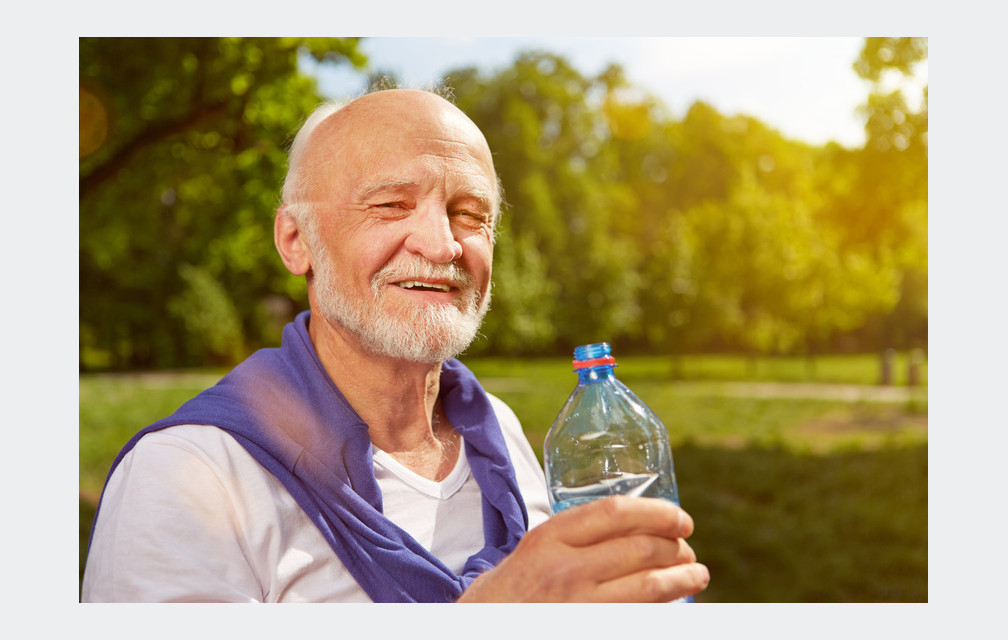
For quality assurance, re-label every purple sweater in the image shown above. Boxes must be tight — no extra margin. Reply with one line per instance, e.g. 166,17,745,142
89,311,529,602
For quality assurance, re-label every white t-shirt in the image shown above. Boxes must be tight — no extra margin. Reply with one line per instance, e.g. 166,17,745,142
81,394,552,602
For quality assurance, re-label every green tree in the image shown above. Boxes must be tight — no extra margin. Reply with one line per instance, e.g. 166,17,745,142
849,37,928,350
81,38,927,367
444,46,923,359
448,53,641,354
79,37,366,369
623,38,926,358
609,98,831,357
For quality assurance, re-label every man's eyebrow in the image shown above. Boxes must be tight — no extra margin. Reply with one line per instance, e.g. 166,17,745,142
355,179,417,200
455,188,494,214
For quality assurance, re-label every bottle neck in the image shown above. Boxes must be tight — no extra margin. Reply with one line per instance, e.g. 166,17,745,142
572,342,617,384
576,365,616,384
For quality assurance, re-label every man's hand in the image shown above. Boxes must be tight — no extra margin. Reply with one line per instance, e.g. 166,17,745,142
457,496,709,602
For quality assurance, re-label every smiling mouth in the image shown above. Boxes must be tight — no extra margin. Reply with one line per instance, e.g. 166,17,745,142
395,280,452,292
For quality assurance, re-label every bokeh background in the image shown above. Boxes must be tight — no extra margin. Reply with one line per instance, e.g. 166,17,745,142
79,37,928,602
79,37,926,369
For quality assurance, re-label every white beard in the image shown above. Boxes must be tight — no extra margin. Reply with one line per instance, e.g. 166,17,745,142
310,241,490,364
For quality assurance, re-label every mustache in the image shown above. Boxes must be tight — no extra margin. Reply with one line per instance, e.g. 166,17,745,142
371,258,477,292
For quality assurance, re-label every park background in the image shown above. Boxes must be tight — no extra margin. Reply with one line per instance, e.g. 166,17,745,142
79,37,927,602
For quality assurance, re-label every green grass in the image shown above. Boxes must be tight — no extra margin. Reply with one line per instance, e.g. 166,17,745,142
468,350,927,387
79,353,927,601
466,353,927,456
677,443,926,602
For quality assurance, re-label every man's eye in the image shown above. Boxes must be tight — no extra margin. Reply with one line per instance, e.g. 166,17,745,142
453,210,488,224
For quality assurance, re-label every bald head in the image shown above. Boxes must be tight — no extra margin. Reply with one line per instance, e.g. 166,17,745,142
282,90,501,227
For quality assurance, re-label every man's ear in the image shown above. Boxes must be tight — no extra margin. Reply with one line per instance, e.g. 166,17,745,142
274,207,312,276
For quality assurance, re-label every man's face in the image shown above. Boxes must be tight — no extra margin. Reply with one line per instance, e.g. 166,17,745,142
297,91,497,363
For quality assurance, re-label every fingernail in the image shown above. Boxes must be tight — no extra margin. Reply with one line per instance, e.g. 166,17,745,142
698,564,710,587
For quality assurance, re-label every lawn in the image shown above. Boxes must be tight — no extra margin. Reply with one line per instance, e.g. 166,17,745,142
79,352,927,601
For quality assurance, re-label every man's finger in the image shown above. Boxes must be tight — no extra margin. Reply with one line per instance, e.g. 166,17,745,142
549,495,694,547
594,562,711,603
574,534,697,584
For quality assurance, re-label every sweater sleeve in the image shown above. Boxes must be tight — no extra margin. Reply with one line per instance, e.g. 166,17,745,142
81,428,265,602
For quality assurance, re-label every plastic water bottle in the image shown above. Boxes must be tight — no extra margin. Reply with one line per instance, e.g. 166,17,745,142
543,342,692,602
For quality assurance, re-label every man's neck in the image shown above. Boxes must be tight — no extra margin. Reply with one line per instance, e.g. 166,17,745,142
308,311,460,481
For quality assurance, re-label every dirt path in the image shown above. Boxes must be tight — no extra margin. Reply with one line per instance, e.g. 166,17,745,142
702,382,925,403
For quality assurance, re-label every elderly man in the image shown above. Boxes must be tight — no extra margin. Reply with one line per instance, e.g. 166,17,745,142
81,89,709,603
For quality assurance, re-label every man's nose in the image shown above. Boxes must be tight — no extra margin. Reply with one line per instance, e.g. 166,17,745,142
403,205,464,263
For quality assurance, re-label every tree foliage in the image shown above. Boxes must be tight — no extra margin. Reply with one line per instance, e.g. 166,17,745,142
79,37,365,369
79,38,927,370
446,44,926,358
449,54,643,352
850,37,928,348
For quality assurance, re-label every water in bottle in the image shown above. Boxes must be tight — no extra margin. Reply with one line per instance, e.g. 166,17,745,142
543,342,692,602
